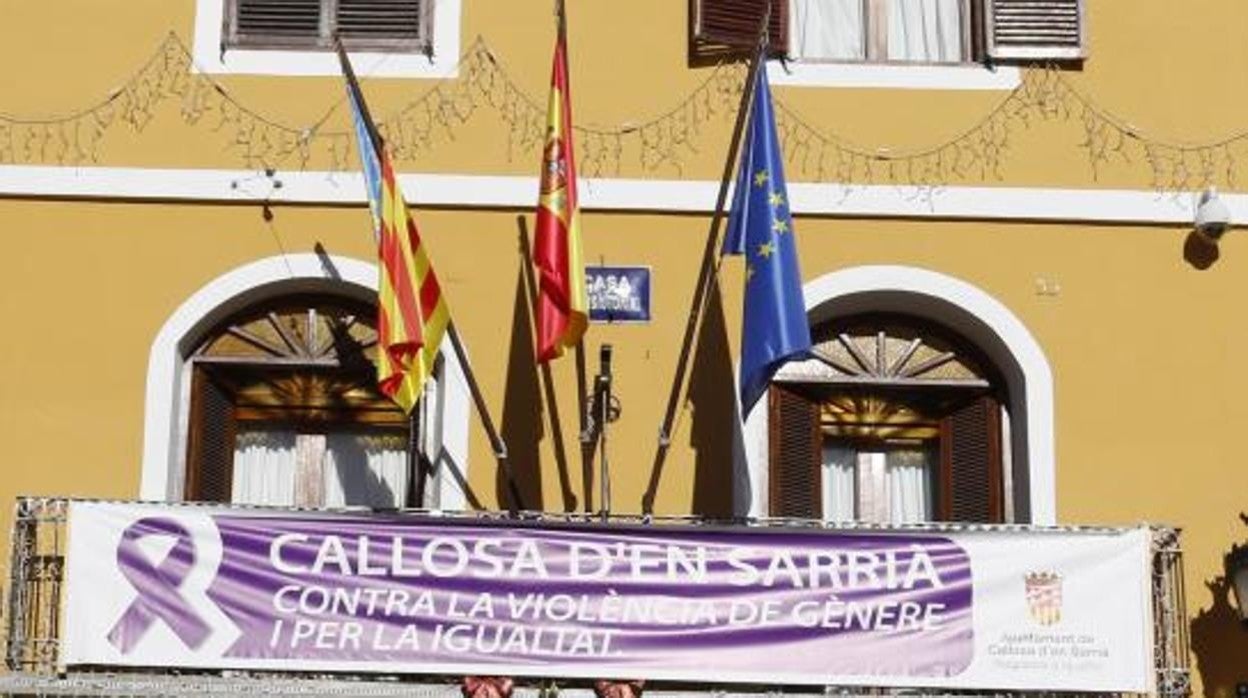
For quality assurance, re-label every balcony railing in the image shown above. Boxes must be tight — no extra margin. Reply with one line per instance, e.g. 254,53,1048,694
1,497,1192,697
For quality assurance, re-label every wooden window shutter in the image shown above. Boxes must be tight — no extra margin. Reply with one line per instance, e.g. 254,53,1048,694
228,0,429,51
768,384,821,518
184,367,237,503
336,0,427,46
985,0,1085,61
691,0,789,61
938,395,1004,522
231,0,325,47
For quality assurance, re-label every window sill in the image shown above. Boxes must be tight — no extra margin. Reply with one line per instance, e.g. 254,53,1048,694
766,61,1020,91
192,0,461,77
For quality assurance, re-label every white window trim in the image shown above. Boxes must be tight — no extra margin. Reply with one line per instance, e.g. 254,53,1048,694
140,253,471,511
192,0,462,77
767,61,1020,91
734,265,1056,524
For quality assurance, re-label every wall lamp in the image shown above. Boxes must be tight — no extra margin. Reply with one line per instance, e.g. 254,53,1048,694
1195,187,1232,242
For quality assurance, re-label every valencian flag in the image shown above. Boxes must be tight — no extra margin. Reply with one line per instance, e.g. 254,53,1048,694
532,28,588,362
347,82,450,414
722,67,812,414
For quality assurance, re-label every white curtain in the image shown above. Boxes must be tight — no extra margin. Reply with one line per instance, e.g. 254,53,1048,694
886,0,964,62
790,0,866,60
821,444,858,521
232,430,298,506
885,448,933,523
820,440,934,523
323,432,409,509
790,0,963,63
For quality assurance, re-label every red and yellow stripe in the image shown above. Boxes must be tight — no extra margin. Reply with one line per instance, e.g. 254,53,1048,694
376,150,450,413
532,34,588,362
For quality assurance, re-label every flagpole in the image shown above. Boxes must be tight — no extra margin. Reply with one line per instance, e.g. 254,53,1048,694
518,215,579,511
336,39,381,152
555,0,598,517
546,0,596,515
337,38,527,515
410,411,427,506
556,0,612,521
641,14,771,515
335,39,431,512
576,343,594,513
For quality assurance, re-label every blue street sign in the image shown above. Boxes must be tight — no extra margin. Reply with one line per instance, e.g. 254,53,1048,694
586,266,651,323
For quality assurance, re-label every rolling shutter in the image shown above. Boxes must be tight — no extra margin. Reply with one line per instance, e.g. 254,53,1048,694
691,0,790,60
938,395,1004,523
985,0,1085,61
184,367,237,503
768,385,821,518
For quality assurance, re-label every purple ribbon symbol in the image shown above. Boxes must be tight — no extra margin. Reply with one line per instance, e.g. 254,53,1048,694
108,517,212,653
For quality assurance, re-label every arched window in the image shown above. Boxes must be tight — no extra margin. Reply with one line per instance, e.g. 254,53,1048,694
769,314,1008,524
182,293,441,509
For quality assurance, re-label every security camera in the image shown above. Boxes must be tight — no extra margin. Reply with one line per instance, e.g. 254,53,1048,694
1195,187,1231,241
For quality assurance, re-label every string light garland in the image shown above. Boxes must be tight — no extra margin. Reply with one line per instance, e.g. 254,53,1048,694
371,40,745,177
0,34,334,170
2,31,1246,194
770,67,1248,194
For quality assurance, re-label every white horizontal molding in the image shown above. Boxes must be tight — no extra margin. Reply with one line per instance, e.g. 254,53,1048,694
767,62,1021,91
0,164,1220,225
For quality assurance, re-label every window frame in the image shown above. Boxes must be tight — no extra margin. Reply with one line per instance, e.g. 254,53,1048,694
224,0,432,54
772,386,1007,524
191,0,461,78
693,0,1081,88
767,314,1010,524
180,294,436,509
184,357,453,509
786,0,977,67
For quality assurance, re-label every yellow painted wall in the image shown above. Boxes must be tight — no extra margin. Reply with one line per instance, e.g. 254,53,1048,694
4,198,1248,690
4,0,1248,694
2,1,1248,189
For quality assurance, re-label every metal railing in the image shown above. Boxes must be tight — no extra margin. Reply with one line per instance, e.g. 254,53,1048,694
5,497,66,676
1149,527,1191,697
1,496,1192,697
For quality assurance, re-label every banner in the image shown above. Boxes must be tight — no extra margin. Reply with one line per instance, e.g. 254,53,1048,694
62,502,1154,691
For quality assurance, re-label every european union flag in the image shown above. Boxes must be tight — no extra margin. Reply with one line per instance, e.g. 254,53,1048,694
723,67,811,414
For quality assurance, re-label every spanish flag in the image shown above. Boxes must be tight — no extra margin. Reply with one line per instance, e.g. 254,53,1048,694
532,28,588,362
346,72,450,414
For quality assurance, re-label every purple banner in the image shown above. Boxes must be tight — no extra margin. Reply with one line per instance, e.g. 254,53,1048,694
66,505,1162,690
98,514,973,680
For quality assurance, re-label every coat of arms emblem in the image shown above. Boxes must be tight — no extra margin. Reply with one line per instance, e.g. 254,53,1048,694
1024,571,1063,626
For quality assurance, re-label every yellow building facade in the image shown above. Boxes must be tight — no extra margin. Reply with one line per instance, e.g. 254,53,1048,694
1,0,1246,694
